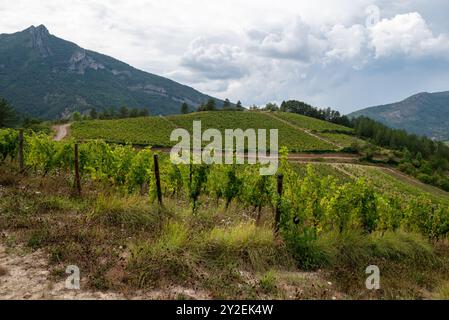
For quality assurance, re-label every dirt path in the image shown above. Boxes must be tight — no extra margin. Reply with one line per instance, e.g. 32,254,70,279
52,123,71,141
0,242,125,300
330,163,358,180
158,115,179,129
264,112,342,149
317,162,449,198
0,239,212,300
381,166,449,198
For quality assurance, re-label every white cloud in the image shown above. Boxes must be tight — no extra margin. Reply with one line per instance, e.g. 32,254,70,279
1,0,449,112
370,12,449,59
324,24,370,67
181,37,248,80
246,17,327,62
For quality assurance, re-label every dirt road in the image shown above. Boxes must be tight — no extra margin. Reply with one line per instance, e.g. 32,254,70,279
52,123,71,141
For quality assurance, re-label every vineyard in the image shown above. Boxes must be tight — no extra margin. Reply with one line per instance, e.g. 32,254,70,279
71,111,361,151
273,112,352,132
2,128,449,240
1,128,449,299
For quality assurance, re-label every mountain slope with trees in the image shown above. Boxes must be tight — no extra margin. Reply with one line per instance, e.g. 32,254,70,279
0,25,224,119
349,91,449,141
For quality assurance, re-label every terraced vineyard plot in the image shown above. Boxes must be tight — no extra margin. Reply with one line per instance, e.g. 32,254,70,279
274,112,353,133
291,163,354,184
318,133,366,148
72,112,339,152
168,111,336,151
71,117,176,146
333,164,449,205
269,112,360,148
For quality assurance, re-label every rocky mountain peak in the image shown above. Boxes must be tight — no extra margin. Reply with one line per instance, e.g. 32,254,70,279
27,24,52,57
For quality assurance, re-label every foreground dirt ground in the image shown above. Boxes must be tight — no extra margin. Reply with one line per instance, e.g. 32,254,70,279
0,241,128,300
0,239,344,300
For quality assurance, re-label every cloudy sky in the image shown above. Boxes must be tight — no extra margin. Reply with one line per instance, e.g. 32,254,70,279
1,0,449,113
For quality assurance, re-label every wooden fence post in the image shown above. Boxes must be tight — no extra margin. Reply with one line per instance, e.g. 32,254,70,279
154,154,163,205
74,143,81,196
18,129,24,173
189,161,193,185
275,174,284,234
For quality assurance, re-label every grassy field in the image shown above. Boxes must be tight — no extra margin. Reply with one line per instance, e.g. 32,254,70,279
295,162,449,205
1,160,449,300
71,111,360,152
3,115,449,300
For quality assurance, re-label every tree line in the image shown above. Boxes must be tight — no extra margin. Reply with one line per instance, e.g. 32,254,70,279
86,106,149,120
185,98,243,113
351,116,449,190
260,100,352,127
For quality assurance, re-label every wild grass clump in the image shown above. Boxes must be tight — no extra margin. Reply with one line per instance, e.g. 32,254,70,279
89,194,159,230
37,195,84,213
127,221,196,288
201,222,291,271
259,270,278,294
284,229,435,271
281,227,332,270
370,231,434,263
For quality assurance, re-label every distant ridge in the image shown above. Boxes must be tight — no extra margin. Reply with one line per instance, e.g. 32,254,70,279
349,91,449,141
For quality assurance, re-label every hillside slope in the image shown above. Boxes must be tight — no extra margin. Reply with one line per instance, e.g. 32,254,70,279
71,111,360,152
349,91,449,140
0,25,223,119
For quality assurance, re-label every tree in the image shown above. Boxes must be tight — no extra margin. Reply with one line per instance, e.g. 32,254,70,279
223,98,231,110
89,108,98,119
0,98,18,128
280,101,288,112
119,106,129,118
181,103,189,114
129,108,140,118
206,99,216,111
249,105,259,111
264,102,279,111
139,109,149,117
236,101,243,109
108,107,116,119
72,112,82,122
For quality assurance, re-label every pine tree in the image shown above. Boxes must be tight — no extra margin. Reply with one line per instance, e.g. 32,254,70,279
119,106,129,118
223,98,231,110
0,98,18,128
89,108,98,119
206,99,216,111
236,101,242,109
181,103,189,114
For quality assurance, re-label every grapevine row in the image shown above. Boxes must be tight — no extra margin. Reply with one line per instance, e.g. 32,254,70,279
1,129,449,241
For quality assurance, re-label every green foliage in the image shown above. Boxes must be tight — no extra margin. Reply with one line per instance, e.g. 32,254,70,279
10,134,449,255
0,129,18,161
72,112,82,122
181,103,189,114
223,99,231,110
0,98,18,128
280,100,351,127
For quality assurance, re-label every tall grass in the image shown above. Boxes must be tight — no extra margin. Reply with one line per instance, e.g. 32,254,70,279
201,222,292,271
89,194,158,230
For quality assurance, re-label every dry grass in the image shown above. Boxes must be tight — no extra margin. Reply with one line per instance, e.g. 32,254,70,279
2,161,449,299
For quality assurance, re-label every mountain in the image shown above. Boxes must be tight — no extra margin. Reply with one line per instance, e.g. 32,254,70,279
0,25,223,119
349,91,449,141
